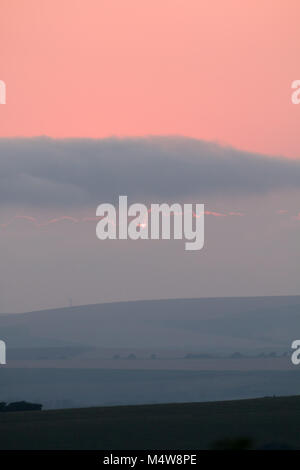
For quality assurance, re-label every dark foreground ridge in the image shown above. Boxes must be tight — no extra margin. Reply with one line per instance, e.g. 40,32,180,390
0,395,300,449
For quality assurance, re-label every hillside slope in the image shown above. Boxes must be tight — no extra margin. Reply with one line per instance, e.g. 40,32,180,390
0,396,300,449
1,295,300,351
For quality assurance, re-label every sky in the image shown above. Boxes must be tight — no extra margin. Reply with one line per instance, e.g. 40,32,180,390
1,0,300,157
0,1,300,313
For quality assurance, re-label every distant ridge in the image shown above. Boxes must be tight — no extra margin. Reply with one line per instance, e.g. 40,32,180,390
1,295,300,350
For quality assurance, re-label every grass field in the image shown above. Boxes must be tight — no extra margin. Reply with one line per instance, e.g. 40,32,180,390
0,395,300,449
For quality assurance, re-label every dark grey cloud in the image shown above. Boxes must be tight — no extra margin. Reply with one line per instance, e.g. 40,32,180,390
0,136,300,208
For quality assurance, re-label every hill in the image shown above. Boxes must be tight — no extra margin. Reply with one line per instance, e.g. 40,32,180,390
0,395,300,449
1,295,300,352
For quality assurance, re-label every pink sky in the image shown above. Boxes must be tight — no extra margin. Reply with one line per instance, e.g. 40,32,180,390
1,0,299,157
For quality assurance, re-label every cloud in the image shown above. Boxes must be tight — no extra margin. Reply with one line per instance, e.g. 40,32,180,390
1,136,300,208
0,210,244,231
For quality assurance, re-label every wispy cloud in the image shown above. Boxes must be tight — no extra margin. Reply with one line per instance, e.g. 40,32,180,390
0,209,244,231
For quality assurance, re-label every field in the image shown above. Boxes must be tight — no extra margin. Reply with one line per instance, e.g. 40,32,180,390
0,395,300,450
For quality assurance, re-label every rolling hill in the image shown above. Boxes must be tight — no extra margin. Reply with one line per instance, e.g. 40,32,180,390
0,296,299,352
0,395,300,449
